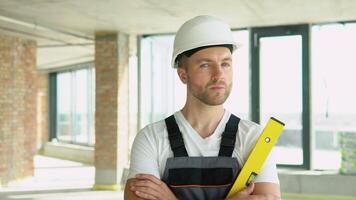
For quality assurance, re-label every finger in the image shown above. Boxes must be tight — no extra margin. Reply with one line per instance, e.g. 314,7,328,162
133,185,163,200
131,180,162,197
133,180,157,188
239,182,255,195
133,174,175,199
136,174,162,185
134,190,158,200
128,179,138,187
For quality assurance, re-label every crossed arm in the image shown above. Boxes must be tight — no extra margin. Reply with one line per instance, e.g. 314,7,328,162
124,174,281,200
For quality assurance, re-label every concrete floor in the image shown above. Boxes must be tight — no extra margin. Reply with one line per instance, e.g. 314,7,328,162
1,155,354,200
0,189,124,200
0,155,124,200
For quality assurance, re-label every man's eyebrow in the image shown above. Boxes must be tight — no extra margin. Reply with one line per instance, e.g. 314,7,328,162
195,57,232,63
195,58,213,63
222,57,232,61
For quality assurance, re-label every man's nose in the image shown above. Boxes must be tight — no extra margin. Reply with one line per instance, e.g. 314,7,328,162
212,65,224,80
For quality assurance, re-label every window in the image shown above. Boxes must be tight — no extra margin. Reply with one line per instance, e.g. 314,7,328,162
312,23,356,171
139,35,181,128
139,30,250,128
51,63,95,145
259,35,303,165
251,25,310,167
225,30,250,119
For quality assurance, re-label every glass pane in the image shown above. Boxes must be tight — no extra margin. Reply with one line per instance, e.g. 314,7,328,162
139,37,153,128
129,55,138,148
139,35,185,128
88,67,95,145
312,23,356,171
225,30,250,119
260,35,303,165
56,66,95,146
73,69,89,144
57,72,72,142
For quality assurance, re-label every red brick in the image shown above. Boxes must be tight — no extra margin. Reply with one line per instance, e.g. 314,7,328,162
0,34,45,186
94,32,130,185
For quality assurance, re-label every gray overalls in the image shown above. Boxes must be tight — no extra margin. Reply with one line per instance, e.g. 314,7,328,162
162,114,242,200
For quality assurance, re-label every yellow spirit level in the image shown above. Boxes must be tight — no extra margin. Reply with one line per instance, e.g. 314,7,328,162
226,117,285,199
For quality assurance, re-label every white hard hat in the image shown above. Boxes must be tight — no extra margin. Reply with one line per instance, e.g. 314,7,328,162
172,15,237,68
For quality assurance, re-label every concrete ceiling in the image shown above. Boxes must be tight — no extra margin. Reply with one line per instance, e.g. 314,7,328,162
1,0,356,70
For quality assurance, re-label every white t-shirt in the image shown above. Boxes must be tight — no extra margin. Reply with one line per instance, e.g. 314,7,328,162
127,110,279,184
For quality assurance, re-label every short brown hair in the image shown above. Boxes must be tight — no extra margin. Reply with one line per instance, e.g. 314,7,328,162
174,44,233,68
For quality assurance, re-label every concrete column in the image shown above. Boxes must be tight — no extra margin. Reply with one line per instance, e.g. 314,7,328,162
0,34,37,186
94,32,129,190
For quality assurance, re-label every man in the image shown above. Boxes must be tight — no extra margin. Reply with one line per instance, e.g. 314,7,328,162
125,15,281,200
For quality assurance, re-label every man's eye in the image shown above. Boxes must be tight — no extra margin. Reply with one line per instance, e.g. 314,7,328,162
200,63,209,68
222,62,231,67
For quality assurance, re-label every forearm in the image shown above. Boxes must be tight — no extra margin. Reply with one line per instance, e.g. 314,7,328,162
124,175,178,200
253,182,280,197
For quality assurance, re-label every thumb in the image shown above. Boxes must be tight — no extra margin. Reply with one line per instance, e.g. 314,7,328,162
239,182,255,195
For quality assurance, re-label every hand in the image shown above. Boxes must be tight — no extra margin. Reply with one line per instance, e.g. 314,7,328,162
227,182,281,200
129,173,177,200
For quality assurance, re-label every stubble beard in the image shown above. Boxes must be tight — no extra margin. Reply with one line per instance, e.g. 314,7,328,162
188,80,232,106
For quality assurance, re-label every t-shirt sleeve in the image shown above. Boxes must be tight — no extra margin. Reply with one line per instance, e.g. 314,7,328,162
254,149,280,184
127,128,160,179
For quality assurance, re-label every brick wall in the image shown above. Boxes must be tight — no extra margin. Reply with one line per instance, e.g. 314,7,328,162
0,34,38,186
94,32,129,187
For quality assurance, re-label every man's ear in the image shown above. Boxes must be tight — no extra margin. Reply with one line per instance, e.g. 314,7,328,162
177,67,187,84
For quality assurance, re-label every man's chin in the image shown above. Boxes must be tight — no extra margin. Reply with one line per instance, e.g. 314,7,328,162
204,98,228,106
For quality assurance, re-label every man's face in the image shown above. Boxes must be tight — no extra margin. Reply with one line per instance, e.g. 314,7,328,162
178,46,233,106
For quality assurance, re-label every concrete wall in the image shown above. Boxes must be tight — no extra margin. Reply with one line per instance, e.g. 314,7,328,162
43,142,94,164
279,170,356,197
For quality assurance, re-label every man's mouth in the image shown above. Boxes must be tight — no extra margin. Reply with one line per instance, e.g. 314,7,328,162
209,84,226,90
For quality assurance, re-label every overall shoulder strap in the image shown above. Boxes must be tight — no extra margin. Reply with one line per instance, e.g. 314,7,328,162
165,115,188,157
219,114,240,157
